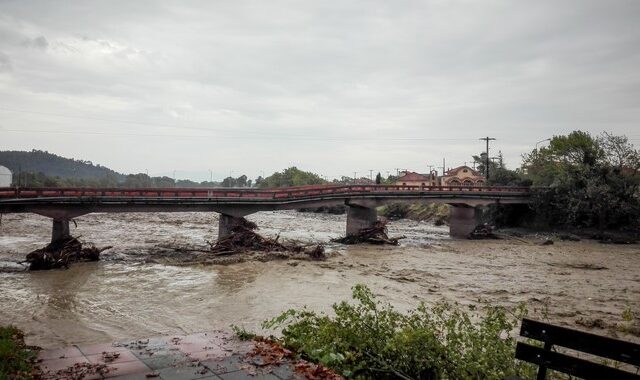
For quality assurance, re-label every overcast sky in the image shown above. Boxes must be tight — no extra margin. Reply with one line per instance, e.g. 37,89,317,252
1,0,639,181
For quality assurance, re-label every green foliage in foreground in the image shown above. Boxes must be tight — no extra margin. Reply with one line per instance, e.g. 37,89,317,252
263,285,535,380
0,325,37,380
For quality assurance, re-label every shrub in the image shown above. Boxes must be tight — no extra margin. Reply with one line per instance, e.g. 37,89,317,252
0,325,38,380
263,285,535,379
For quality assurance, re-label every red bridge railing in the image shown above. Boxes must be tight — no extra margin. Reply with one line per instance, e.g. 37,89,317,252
0,185,531,200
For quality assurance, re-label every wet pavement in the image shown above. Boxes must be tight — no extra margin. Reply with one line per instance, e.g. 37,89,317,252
37,331,303,380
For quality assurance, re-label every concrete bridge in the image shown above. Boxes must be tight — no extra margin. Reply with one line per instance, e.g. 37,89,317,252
0,185,531,243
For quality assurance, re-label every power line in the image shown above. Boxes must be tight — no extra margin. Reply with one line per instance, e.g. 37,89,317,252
479,136,496,180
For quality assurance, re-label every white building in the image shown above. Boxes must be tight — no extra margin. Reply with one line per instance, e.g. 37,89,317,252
0,165,12,187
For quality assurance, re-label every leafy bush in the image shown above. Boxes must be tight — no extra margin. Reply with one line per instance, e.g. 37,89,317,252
523,131,640,230
379,203,449,225
0,325,38,380
263,285,535,379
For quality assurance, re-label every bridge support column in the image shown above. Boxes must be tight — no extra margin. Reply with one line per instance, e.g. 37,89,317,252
346,205,377,236
218,214,245,240
51,218,70,243
449,206,480,238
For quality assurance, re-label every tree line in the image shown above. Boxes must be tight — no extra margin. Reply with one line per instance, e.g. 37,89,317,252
487,131,639,230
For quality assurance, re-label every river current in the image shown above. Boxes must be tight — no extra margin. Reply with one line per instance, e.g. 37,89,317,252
0,211,638,348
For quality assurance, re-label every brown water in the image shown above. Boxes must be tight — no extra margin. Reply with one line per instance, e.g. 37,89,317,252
0,211,638,349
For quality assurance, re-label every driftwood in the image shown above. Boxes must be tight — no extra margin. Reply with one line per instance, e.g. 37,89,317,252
333,220,404,245
209,218,327,260
25,237,112,270
468,224,499,240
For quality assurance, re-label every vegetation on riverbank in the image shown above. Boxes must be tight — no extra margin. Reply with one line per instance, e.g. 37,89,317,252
486,131,639,232
0,325,38,380
260,284,535,380
378,203,449,225
525,132,639,231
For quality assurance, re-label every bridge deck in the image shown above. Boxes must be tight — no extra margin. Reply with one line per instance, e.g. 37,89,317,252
0,184,530,201
0,185,533,239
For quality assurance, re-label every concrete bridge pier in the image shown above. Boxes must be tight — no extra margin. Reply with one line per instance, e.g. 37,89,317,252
448,205,480,238
346,205,377,236
51,218,71,243
218,214,246,240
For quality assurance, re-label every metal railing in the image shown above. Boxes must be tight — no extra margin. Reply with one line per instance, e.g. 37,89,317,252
0,184,531,200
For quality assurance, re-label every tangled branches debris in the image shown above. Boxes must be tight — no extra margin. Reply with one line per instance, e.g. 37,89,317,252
468,224,500,240
25,237,112,270
210,218,327,260
333,220,404,245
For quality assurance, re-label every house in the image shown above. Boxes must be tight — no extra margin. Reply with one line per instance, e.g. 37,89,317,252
439,165,484,186
394,166,486,187
0,165,12,187
395,171,438,186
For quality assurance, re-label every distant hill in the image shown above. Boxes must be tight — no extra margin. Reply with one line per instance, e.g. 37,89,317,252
0,150,124,180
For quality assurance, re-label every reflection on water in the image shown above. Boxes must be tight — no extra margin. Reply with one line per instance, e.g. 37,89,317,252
0,211,639,348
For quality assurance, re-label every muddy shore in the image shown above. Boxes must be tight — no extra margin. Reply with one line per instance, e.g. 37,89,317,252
0,211,638,348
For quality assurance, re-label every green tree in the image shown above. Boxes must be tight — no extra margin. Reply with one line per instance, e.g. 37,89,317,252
153,176,176,188
523,131,640,229
375,172,382,184
258,167,326,188
124,173,152,188
221,176,236,188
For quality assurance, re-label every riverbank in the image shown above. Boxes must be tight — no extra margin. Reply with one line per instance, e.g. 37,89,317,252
378,203,449,225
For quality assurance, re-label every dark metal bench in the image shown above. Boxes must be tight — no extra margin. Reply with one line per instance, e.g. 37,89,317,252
512,318,640,380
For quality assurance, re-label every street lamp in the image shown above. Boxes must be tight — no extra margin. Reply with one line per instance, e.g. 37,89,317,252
535,138,551,151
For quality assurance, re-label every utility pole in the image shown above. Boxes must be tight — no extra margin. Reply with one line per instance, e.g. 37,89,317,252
440,158,446,175
479,137,496,180
353,171,357,183
369,169,373,181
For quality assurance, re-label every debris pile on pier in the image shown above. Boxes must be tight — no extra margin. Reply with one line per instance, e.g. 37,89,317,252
468,224,499,239
25,237,112,270
333,220,404,245
209,218,327,260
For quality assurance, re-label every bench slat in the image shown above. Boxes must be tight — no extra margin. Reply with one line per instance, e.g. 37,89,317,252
520,318,640,367
516,342,640,380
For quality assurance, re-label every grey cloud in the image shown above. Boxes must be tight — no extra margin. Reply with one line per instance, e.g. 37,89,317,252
0,52,11,72
22,35,48,50
0,1,639,179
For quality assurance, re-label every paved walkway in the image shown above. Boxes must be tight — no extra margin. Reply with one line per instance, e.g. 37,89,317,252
36,331,306,380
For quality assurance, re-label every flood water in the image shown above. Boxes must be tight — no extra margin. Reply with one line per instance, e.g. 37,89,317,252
0,211,639,348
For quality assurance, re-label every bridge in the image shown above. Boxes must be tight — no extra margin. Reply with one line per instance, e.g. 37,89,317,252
0,185,531,243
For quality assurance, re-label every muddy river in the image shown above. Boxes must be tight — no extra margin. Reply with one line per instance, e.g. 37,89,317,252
0,211,638,348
